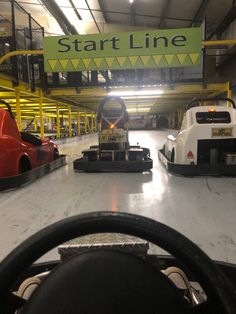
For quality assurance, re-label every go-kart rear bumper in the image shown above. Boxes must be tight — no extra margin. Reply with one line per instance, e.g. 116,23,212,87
73,157,153,172
158,150,236,176
0,155,66,191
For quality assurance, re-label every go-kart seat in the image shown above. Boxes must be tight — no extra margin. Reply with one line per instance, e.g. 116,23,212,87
20,132,42,146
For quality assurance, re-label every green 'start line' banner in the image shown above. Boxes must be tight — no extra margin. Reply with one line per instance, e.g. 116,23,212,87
44,27,202,72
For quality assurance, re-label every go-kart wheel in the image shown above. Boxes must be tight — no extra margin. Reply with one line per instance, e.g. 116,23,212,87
18,156,31,174
171,149,175,162
53,149,59,160
143,147,150,158
0,212,235,314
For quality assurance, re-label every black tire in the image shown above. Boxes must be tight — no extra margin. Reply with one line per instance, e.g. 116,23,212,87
143,148,150,157
53,149,60,160
170,149,175,163
19,156,31,174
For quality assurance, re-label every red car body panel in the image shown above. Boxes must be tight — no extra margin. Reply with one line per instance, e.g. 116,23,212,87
0,108,58,177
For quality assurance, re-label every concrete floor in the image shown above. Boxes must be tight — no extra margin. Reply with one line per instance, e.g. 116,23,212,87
0,130,236,264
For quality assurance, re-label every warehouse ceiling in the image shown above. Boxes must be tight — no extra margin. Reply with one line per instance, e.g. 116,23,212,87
18,0,233,37
4,0,235,115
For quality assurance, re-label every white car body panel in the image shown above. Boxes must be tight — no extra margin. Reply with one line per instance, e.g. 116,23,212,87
164,106,236,165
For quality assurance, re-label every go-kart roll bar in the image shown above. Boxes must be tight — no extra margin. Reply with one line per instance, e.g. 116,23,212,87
186,97,236,111
0,99,14,118
97,96,129,122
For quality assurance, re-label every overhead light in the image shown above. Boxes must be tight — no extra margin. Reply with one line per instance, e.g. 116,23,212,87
5,43,10,47
109,90,164,97
129,0,134,3
127,108,149,112
55,0,71,6
123,95,162,99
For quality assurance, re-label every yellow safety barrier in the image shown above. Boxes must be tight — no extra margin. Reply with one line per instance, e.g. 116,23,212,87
202,40,236,46
0,50,44,65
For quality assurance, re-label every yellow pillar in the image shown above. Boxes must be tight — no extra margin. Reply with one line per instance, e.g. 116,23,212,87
56,103,60,139
77,111,81,136
39,90,44,139
91,114,94,133
85,113,88,133
95,114,97,132
227,82,232,107
15,90,22,131
177,109,184,129
68,105,72,137
167,113,172,129
87,115,91,133
34,116,37,131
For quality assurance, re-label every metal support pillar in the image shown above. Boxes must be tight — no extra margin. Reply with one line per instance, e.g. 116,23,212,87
11,0,19,83
177,109,184,129
85,113,88,133
94,114,98,132
87,115,91,133
94,114,97,132
15,90,22,131
34,116,37,131
68,105,72,137
77,112,81,136
39,90,44,139
91,114,94,133
56,103,60,139
227,82,232,107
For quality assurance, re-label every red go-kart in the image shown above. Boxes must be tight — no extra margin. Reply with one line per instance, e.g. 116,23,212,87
0,100,66,190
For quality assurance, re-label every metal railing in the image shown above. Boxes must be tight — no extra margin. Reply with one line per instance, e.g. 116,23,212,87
0,0,44,90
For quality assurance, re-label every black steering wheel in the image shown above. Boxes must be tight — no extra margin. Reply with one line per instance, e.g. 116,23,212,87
0,212,235,314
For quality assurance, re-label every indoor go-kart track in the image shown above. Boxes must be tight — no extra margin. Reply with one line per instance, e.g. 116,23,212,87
0,130,236,264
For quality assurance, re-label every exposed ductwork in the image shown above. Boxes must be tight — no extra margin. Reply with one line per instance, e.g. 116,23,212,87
208,2,236,39
40,0,78,34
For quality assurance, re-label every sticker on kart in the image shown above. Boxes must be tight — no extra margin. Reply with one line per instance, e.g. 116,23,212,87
100,134,123,142
211,127,233,137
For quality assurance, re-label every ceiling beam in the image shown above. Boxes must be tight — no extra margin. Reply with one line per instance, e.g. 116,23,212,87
159,0,171,28
84,0,101,33
40,0,78,34
208,2,236,39
73,8,197,23
69,0,82,20
17,3,199,23
189,0,210,27
97,0,109,23
130,2,136,26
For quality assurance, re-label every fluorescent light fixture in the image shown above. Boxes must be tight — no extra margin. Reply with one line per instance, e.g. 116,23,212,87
109,90,164,97
55,0,71,6
73,0,93,21
127,108,150,112
123,95,162,99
